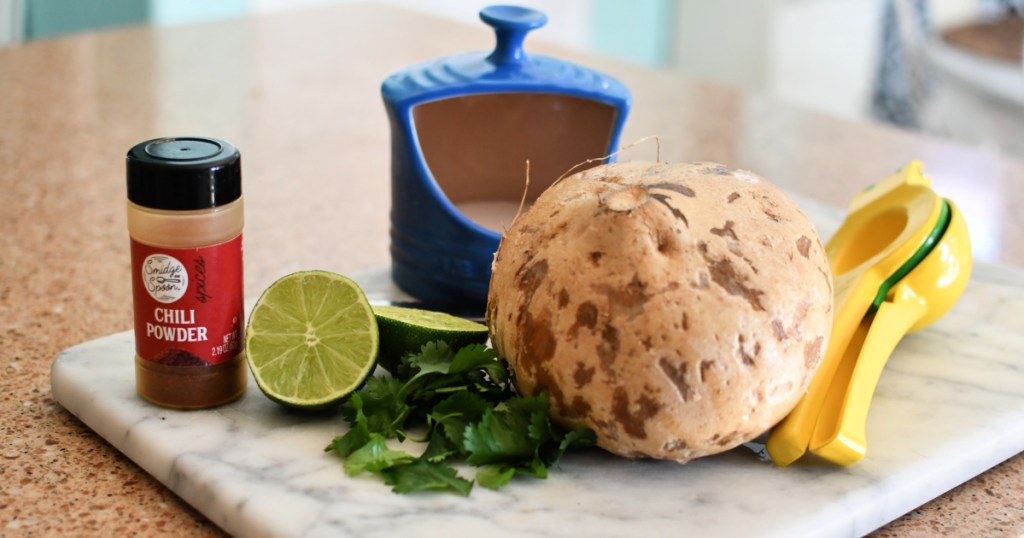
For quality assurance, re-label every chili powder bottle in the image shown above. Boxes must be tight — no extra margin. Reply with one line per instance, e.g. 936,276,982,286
126,137,246,409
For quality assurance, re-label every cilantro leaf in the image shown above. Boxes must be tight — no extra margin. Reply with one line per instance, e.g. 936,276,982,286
448,344,496,374
463,404,537,466
558,427,597,455
449,344,509,390
512,393,555,445
326,426,372,458
341,377,410,439
326,393,371,457
402,341,453,377
430,391,490,448
420,428,458,463
380,460,473,496
475,465,516,490
343,433,416,476
511,457,548,479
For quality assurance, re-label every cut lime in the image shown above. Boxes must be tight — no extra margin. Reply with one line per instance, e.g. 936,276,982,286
373,305,489,373
245,270,379,410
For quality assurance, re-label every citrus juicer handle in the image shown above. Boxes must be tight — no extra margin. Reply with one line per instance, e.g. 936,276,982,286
808,282,928,464
765,273,881,466
766,161,945,466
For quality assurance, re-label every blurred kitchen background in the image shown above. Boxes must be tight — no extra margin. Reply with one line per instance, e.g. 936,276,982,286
1,0,1021,157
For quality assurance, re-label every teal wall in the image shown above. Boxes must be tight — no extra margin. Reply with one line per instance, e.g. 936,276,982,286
22,0,248,40
24,0,148,40
589,0,675,66
149,0,248,26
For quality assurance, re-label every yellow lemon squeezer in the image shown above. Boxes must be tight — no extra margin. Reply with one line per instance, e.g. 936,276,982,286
766,160,973,467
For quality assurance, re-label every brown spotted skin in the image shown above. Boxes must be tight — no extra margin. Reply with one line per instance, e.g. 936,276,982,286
486,161,833,463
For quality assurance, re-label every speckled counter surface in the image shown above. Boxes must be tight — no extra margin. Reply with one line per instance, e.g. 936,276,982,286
1,4,1022,536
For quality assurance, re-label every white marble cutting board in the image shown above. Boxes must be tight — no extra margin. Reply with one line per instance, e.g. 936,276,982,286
51,197,1024,538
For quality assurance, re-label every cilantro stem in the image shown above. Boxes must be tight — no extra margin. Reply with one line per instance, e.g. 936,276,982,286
401,431,430,443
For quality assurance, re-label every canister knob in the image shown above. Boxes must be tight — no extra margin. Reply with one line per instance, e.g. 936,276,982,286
481,5,548,64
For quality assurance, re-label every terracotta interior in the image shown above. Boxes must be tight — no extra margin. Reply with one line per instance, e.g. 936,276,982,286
412,92,616,232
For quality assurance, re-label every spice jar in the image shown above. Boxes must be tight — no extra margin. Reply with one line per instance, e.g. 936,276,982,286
126,136,246,409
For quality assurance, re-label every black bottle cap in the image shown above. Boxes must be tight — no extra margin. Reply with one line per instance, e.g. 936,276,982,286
126,136,242,210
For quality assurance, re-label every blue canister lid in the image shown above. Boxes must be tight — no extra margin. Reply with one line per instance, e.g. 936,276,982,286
382,5,632,310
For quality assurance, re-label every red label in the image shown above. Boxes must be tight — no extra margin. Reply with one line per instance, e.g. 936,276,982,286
131,235,244,366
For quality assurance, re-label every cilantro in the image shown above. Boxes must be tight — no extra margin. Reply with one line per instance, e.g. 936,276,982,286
380,460,473,496
419,429,458,463
464,400,542,466
343,433,416,476
430,391,489,447
474,465,516,490
325,340,594,495
340,377,410,439
326,400,370,457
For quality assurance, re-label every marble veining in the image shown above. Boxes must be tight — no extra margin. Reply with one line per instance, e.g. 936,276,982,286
51,195,1024,538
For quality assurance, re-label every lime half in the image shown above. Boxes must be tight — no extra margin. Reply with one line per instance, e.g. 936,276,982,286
373,305,489,373
246,271,379,410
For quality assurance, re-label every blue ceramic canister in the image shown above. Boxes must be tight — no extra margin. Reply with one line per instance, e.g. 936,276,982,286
382,5,631,310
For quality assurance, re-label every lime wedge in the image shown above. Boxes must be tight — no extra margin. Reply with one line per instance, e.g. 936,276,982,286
373,305,489,373
245,270,378,410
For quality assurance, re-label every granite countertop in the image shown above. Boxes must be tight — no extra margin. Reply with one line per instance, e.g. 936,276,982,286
1,4,1022,536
